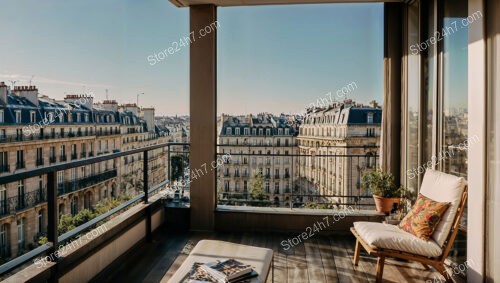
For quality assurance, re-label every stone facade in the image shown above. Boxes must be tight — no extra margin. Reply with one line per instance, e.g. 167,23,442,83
296,100,381,206
0,83,170,259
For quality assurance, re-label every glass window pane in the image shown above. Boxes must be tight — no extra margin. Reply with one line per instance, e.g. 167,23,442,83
441,0,468,267
406,1,420,191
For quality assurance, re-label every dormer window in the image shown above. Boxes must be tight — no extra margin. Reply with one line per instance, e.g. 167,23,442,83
67,113,72,122
266,129,271,136
15,111,21,123
285,128,289,135
367,112,374,124
76,113,81,123
235,128,240,135
226,127,232,135
0,110,5,123
48,112,54,122
30,111,36,123
84,114,89,123
252,128,256,135
259,128,263,136
244,128,249,135
278,128,283,135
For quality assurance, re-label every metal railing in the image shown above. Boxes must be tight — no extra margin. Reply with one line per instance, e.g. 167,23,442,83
216,144,379,209
57,169,118,195
0,142,189,278
0,132,95,144
0,190,46,217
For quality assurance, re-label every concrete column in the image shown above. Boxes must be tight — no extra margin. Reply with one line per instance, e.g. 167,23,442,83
380,3,402,185
189,5,217,231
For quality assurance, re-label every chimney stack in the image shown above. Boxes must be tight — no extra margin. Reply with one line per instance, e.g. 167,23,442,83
141,107,155,133
0,82,7,105
64,94,94,110
14,85,39,107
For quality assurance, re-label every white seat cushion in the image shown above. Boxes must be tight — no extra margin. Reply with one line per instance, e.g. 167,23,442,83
353,221,442,257
419,169,467,246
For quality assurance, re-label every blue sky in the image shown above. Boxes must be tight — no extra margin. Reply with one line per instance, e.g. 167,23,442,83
0,1,383,115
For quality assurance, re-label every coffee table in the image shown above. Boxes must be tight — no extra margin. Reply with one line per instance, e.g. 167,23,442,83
167,240,274,283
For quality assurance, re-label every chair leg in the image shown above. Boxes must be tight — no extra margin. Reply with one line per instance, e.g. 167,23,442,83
353,239,361,266
376,256,385,283
435,263,453,283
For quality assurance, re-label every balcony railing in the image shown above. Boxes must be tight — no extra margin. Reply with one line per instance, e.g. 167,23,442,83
16,161,25,169
0,132,95,144
60,155,67,162
0,164,9,173
36,158,44,166
49,156,56,163
0,190,46,217
0,139,189,278
57,169,118,195
216,144,379,209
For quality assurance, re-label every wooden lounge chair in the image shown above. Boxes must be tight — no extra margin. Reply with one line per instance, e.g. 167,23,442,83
351,169,468,283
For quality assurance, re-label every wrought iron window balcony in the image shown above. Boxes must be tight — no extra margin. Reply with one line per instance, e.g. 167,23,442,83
81,152,87,158
16,161,26,169
0,164,9,173
0,190,46,217
36,159,44,166
49,156,57,163
71,153,78,160
60,155,67,162
57,169,118,195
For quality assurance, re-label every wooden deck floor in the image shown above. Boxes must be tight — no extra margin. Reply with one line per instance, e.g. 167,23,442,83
95,227,457,283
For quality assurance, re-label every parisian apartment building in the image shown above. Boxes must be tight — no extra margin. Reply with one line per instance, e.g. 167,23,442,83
296,99,381,206
217,100,382,208
0,82,170,258
217,113,298,207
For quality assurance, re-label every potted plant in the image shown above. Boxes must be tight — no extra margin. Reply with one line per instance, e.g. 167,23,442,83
361,168,401,214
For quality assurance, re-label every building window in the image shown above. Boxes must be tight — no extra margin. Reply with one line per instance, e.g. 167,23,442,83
266,129,271,136
0,223,8,258
235,128,240,135
285,128,289,135
76,113,81,123
258,129,263,136
15,111,21,123
278,128,283,135
226,127,232,135
30,111,36,123
0,152,8,172
244,128,249,135
38,210,43,234
265,182,270,193
57,171,64,186
367,112,374,124
71,197,78,215
0,110,3,123
84,114,89,122
16,150,25,169
17,218,25,253
0,186,6,215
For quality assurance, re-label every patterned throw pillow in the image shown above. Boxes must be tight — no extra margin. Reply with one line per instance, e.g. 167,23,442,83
398,194,450,241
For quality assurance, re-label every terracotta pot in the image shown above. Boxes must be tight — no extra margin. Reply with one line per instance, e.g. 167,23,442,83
373,195,400,214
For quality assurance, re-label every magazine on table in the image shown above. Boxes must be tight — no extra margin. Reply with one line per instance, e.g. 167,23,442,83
201,259,254,283
181,261,257,283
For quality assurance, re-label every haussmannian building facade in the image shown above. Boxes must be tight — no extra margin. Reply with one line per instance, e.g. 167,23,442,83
217,114,298,207
0,82,170,259
296,100,381,206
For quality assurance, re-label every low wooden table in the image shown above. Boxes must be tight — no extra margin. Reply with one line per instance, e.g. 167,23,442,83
167,240,274,283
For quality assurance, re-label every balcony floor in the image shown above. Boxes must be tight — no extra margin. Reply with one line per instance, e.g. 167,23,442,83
95,226,455,283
